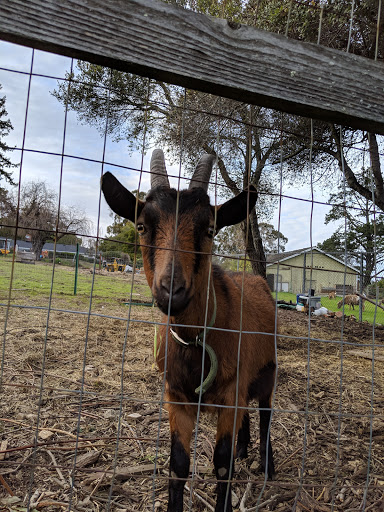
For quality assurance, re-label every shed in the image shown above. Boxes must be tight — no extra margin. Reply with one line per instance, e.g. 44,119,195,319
266,247,359,295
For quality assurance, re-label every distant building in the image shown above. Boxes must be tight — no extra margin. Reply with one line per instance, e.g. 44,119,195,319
0,237,88,257
266,247,359,294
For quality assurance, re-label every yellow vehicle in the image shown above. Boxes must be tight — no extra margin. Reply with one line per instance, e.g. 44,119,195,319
106,259,126,272
0,248,10,255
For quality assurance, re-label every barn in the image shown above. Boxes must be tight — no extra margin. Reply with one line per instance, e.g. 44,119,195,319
266,247,360,295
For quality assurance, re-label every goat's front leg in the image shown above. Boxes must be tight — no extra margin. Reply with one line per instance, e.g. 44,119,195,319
167,403,195,512
214,407,245,512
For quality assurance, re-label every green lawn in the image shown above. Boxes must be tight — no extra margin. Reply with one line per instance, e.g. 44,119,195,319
275,291,384,325
1,256,382,325
0,256,152,307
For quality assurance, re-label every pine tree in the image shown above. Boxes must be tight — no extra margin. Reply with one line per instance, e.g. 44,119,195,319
0,84,17,189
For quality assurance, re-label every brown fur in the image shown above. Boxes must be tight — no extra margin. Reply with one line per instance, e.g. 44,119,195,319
337,294,364,310
328,290,336,299
137,199,277,449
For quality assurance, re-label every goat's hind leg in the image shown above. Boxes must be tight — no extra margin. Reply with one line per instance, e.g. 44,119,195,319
259,395,275,479
236,411,250,459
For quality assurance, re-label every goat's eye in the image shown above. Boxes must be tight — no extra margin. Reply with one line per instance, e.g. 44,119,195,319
137,223,146,235
207,226,215,238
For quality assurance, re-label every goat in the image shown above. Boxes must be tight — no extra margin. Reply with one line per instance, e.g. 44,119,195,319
102,150,277,512
328,290,336,300
337,294,364,311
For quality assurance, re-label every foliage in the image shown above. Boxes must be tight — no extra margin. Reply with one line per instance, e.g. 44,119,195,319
56,233,83,245
53,65,297,276
100,213,142,263
317,169,384,287
241,0,384,213
259,222,288,253
0,84,17,189
215,221,287,258
0,181,90,259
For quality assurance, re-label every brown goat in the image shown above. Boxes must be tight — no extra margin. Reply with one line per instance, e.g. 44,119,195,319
328,290,336,300
102,150,277,512
337,294,364,311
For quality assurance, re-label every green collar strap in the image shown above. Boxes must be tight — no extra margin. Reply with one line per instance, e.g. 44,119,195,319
170,286,217,396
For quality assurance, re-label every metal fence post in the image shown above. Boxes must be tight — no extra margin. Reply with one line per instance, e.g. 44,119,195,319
74,243,79,295
359,252,363,323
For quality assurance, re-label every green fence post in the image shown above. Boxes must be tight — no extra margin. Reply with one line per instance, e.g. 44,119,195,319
74,243,79,295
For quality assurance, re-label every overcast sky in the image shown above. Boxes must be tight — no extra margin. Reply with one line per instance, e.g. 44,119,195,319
0,40,337,251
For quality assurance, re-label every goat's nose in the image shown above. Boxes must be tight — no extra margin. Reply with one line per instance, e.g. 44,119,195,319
158,277,189,315
160,277,185,298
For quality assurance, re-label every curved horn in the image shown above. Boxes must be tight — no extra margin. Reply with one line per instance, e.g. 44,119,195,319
150,149,170,189
188,154,216,192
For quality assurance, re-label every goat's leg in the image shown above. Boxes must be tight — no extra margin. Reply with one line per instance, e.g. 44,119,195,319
259,397,275,479
167,404,195,512
236,412,250,459
214,408,244,512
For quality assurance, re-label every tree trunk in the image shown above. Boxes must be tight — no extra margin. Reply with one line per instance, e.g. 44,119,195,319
363,252,376,289
242,209,267,279
32,237,44,260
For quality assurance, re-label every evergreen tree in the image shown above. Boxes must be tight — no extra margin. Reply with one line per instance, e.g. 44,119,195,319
0,84,17,189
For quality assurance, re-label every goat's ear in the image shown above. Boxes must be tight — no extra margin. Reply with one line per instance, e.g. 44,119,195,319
101,172,144,222
215,185,258,231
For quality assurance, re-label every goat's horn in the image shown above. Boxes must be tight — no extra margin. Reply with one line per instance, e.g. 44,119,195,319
188,154,216,192
150,149,170,189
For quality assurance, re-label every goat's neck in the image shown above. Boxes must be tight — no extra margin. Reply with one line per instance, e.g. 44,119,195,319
170,278,216,339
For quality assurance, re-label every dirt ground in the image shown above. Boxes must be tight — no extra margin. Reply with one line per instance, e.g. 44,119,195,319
0,290,383,511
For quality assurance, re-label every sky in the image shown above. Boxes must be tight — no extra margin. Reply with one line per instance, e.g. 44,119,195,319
0,40,337,251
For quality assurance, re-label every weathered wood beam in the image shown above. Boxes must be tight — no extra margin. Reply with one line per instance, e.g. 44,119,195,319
1,0,384,133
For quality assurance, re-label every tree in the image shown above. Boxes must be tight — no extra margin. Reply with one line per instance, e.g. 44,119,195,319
99,213,141,263
1,181,90,259
241,0,384,212
0,187,15,238
214,221,287,261
259,223,288,254
171,1,384,213
317,169,384,288
0,84,17,189
53,68,293,277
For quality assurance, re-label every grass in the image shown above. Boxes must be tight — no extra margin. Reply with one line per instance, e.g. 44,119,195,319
1,256,382,324
0,255,152,308
275,291,384,325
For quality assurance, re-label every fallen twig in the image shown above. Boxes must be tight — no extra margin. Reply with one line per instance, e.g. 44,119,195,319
0,473,14,496
185,484,215,511
44,450,67,487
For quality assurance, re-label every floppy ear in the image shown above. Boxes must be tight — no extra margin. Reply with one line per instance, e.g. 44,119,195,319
215,185,258,231
101,172,144,222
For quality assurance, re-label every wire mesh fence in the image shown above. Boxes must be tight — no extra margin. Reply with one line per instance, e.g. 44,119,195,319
1,1,384,511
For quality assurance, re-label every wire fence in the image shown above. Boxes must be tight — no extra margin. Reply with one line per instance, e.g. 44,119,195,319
1,1,384,512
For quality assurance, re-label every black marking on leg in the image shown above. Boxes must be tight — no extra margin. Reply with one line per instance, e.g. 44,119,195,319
259,398,275,479
236,412,250,460
248,361,276,401
213,434,234,512
168,433,189,512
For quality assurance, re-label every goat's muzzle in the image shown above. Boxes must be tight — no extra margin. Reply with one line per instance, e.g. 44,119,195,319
155,276,191,316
